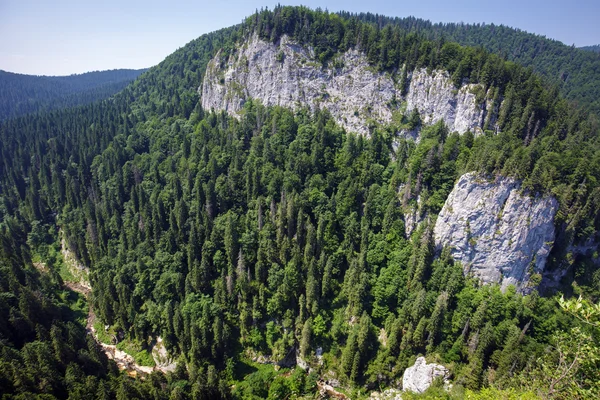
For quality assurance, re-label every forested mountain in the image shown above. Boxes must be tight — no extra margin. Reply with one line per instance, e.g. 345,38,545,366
580,44,600,54
0,68,147,121
339,12,600,115
0,6,599,399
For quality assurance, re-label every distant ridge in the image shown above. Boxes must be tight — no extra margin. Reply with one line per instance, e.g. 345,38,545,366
339,12,600,114
0,68,147,120
580,44,600,54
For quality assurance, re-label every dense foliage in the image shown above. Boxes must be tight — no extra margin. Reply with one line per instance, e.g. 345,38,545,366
0,224,233,399
0,69,146,121
0,6,599,399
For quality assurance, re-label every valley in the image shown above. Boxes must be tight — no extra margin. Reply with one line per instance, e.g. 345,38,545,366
0,5,599,400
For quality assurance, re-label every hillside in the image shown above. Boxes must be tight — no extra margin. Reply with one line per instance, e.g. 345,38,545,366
339,12,600,115
0,68,147,121
0,6,599,399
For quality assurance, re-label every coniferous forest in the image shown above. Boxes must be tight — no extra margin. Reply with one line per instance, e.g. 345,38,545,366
0,6,599,399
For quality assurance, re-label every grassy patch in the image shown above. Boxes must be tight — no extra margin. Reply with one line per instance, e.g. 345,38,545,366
31,241,77,282
60,289,88,326
116,341,156,367
231,359,321,399
93,321,114,345
57,255,76,282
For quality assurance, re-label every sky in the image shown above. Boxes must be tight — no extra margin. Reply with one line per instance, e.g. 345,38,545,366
1,0,599,76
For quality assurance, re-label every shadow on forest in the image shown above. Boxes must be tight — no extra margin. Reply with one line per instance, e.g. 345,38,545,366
234,359,259,381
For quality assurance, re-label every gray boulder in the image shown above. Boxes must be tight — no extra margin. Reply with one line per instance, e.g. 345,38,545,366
402,356,449,393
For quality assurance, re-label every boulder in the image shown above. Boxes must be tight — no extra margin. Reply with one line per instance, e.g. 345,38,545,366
402,356,449,393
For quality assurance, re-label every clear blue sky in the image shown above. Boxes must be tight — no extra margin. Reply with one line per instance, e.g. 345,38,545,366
1,0,599,76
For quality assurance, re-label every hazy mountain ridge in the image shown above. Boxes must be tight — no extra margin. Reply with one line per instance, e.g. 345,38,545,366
0,68,147,120
580,44,600,54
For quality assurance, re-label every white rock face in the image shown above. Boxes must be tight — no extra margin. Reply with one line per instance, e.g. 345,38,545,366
405,69,486,135
201,35,494,136
152,336,177,373
202,34,397,135
434,173,558,291
402,356,449,393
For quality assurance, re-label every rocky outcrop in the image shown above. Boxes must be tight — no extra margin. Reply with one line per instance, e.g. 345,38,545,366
202,34,396,136
405,70,489,135
434,173,558,291
201,35,495,136
403,193,425,238
152,337,177,373
402,357,449,393
60,230,90,288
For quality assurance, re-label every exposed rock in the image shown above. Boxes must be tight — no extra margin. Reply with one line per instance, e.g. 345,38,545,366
60,229,90,288
98,342,154,376
404,195,425,238
296,350,309,370
404,209,421,238
202,34,397,136
67,279,173,377
402,356,449,393
434,173,558,291
152,337,177,373
318,380,349,399
201,35,496,137
316,346,324,365
316,346,323,358
378,327,388,347
405,69,488,135
33,261,49,273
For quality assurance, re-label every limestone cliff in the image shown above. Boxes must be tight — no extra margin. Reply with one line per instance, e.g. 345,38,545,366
434,173,558,291
201,34,496,136
405,69,494,135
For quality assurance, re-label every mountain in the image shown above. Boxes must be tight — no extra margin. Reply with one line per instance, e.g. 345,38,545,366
0,6,599,399
0,68,147,121
580,44,600,54
339,12,600,115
